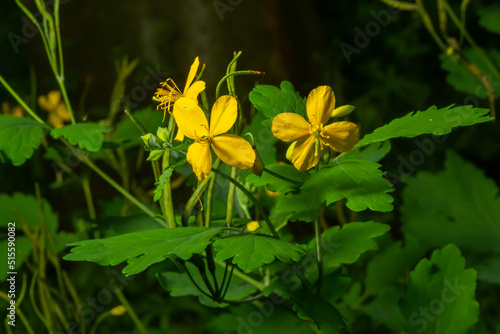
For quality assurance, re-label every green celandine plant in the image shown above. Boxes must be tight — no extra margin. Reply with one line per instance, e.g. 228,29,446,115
1,1,498,333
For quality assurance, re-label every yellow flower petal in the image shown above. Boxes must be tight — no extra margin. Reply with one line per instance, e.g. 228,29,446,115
184,57,200,93
209,95,237,136
173,97,209,140
48,91,62,109
174,129,185,142
184,80,206,100
321,121,359,152
271,113,310,142
306,86,336,126
292,135,320,171
187,141,212,180
211,134,255,169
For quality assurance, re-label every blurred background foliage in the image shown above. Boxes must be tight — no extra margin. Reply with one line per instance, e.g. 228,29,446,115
0,0,499,333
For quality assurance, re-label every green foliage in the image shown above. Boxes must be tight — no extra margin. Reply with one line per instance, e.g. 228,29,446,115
355,105,493,149
478,5,500,35
399,244,479,334
64,227,224,275
401,151,500,252
0,115,50,165
158,262,258,307
114,107,164,148
153,159,187,201
50,123,110,152
0,192,58,231
275,160,393,221
318,222,391,273
246,163,307,192
214,234,306,272
342,140,391,163
249,81,307,127
440,49,500,97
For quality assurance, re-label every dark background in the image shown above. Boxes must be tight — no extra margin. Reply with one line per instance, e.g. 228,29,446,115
1,0,498,217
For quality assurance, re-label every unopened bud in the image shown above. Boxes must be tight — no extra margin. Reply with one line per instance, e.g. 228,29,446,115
246,221,260,232
156,127,170,142
111,305,126,316
331,105,356,118
140,133,152,146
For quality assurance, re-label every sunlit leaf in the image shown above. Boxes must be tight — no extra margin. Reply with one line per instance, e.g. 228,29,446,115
214,234,305,272
64,227,224,275
50,123,110,152
355,105,493,149
249,81,307,127
275,160,394,222
0,115,49,165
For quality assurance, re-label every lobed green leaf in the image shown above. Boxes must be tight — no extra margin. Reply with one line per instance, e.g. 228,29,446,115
64,227,224,275
0,115,50,165
50,123,110,152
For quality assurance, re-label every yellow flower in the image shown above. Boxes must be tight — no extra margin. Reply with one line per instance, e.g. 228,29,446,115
173,95,256,181
271,86,359,171
2,102,24,117
154,57,206,141
38,91,71,129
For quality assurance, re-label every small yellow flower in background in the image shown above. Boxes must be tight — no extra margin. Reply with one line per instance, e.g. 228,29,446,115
155,57,206,141
2,102,24,117
271,86,359,171
173,95,256,181
110,305,126,316
246,221,260,232
38,91,71,129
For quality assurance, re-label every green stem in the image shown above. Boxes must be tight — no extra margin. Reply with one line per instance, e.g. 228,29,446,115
89,311,112,334
314,219,323,296
161,116,177,228
215,70,265,99
226,167,237,227
211,168,279,239
415,0,447,51
82,177,96,220
263,167,302,186
215,260,266,291
204,160,221,228
182,174,212,226
0,75,45,124
62,139,167,227
112,285,148,334
444,2,500,81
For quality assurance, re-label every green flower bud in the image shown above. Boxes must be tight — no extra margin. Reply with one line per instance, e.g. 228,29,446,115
331,105,356,118
156,127,170,142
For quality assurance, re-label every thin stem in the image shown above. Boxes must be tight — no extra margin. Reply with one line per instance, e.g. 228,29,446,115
263,167,302,186
314,219,323,296
0,75,46,124
54,0,64,77
204,162,220,228
82,177,96,220
226,167,237,227
444,2,500,81
211,168,279,239
89,310,112,334
161,114,177,228
181,263,214,299
112,285,148,334
215,260,266,291
215,70,265,99
379,0,417,11
62,139,167,227
182,174,212,226
415,0,447,51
